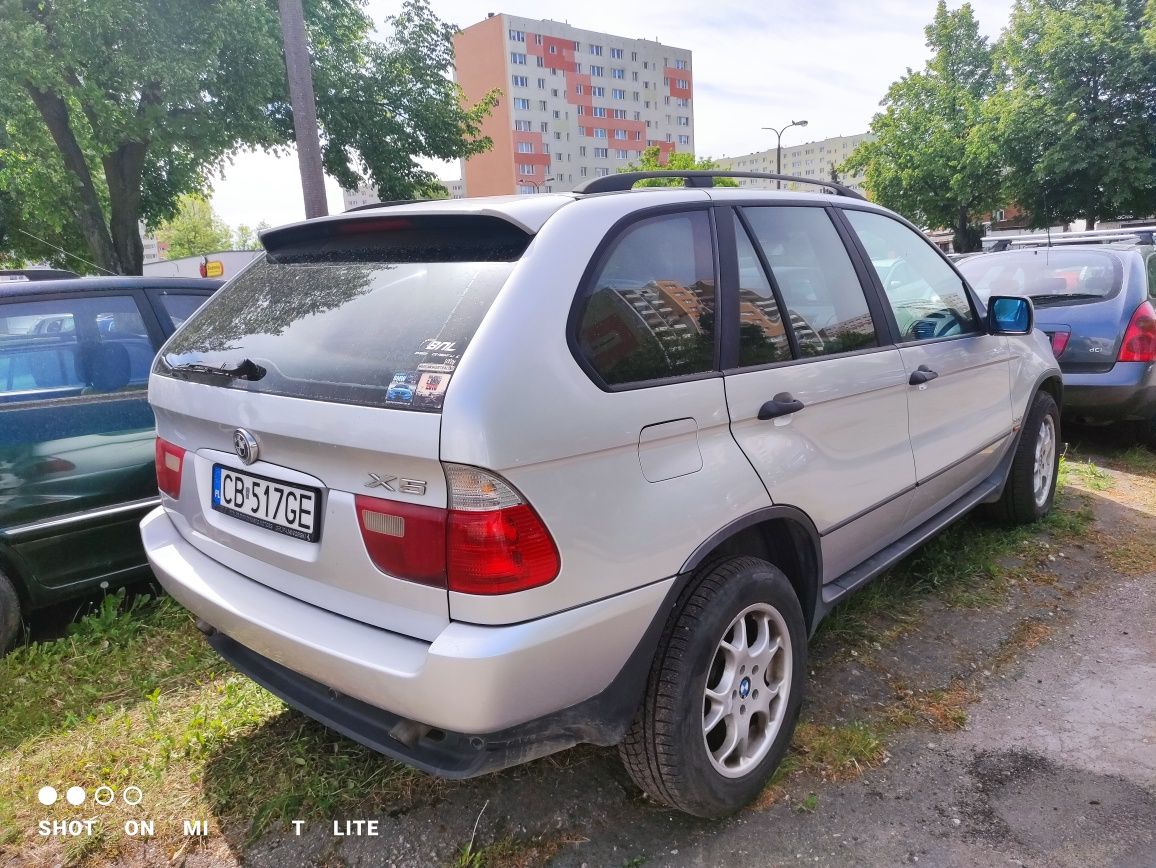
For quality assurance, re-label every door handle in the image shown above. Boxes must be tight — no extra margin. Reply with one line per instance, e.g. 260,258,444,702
909,365,939,385
757,392,805,420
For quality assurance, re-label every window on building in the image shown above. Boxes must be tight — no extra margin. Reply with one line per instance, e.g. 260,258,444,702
677,98,689,108
540,121,549,132
509,29,525,41
555,131,562,140
611,47,624,59
675,59,688,70
612,68,625,79
579,146,587,156
664,76,670,86
518,184,536,194
553,109,561,118
514,120,532,131
576,210,716,386
534,34,543,45
517,141,534,153
511,52,527,64
577,105,585,116
594,147,609,158
612,89,626,100
591,107,606,117
512,75,528,87
538,78,546,88
633,111,641,121
517,163,536,175
591,86,605,97
677,116,689,126
578,126,586,136
594,128,608,138
551,87,558,96
591,65,604,76
536,56,544,67
631,51,638,61
573,40,580,50
678,134,690,145
513,97,530,110
677,79,689,89
590,44,603,55
615,148,628,158
595,167,611,176
612,108,627,119
634,131,642,140
538,100,548,110
580,166,588,176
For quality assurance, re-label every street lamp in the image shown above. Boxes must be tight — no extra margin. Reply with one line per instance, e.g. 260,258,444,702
517,176,554,194
761,119,808,189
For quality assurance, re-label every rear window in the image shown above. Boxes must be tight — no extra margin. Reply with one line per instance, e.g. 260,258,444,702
959,249,1123,303
157,217,529,411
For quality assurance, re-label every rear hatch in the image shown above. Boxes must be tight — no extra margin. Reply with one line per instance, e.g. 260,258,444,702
959,248,1130,372
149,215,531,641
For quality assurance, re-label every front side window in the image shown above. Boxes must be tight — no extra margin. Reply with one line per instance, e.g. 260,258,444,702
845,209,978,341
0,295,154,403
741,207,878,357
577,211,716,386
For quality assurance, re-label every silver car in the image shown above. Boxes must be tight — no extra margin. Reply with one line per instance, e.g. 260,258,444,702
141,173,1061,817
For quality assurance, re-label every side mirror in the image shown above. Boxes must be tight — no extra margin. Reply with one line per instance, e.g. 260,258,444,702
988,295,1033,335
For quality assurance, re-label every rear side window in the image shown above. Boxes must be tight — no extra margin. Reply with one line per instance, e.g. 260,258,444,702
0,296,155,404
158,293,210,330
158,217,531,411
576,210,717,386
741,207,878,357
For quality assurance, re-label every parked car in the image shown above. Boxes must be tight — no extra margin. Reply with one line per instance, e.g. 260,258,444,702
142,172,1060,817
958,244,1156,441
0,276,222,651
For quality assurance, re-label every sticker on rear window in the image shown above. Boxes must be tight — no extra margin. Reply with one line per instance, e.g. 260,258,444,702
413,372,451,410
384,371,419,405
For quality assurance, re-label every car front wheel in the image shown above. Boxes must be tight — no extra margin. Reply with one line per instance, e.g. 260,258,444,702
0,568,22,654
619,556,806,817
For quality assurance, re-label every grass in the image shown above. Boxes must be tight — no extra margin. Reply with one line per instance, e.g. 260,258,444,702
0,590,431,865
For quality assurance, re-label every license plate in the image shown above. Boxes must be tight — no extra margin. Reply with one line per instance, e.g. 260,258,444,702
211,464,321,542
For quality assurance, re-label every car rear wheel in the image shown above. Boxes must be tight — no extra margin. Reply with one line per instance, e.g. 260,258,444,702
0,569,22,654
988,390,1060,525
619,556,806,817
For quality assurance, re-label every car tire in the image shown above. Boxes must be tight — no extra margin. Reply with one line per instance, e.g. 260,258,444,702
619,556,807,817
0,568,22,654
988,390,1060,525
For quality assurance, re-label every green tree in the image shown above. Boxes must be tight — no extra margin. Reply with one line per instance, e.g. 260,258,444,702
0,0,495,275
843,2,1002,252
993,0,1156,230
233,221,271,251
155,195,233,259
620,146,739,186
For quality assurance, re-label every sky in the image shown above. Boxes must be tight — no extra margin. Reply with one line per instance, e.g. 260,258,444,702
211,0,1016,230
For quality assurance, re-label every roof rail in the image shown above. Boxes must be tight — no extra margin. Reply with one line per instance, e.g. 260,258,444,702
987,226,1156,251
571,170,867,200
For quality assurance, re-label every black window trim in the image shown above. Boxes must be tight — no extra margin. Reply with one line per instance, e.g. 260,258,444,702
833,204,988,347
567,201,724,393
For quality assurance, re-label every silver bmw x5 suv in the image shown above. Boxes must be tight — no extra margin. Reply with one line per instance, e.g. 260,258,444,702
142,172,1061,817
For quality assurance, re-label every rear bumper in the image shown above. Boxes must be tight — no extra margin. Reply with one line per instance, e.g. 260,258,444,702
141,507,672,765
1062,362,1156,422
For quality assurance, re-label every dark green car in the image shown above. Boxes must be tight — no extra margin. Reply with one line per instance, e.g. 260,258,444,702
0,276,221,650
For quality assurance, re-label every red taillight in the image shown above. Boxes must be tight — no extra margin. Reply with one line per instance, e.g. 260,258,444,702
355,465,560,595
1049,331,1070,357
1119,301,1156,362
155,438,186,499
448,504,560,594
355,496,447,587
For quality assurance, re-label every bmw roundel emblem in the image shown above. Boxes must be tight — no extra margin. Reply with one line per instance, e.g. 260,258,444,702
233,428,259,465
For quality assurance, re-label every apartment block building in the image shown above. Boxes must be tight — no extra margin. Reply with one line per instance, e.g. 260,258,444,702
454,13,694,195
715,133,872,194
341,178,466,211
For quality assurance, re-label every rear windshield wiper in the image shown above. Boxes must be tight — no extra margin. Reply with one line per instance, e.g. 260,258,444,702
1028,292,1105,304
165,357,266,381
